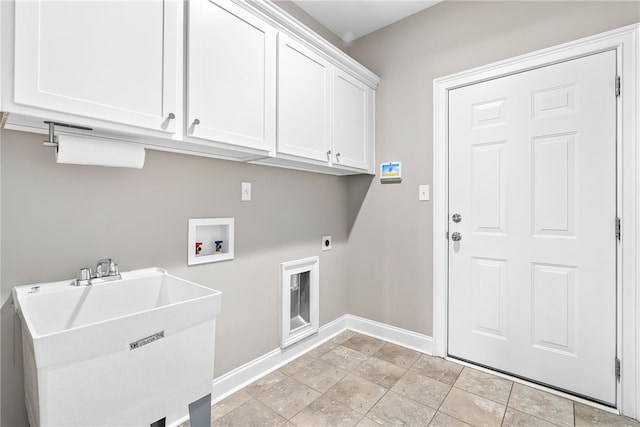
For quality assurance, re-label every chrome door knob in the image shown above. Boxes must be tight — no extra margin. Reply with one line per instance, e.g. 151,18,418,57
451,232,462,241
452,213,462,223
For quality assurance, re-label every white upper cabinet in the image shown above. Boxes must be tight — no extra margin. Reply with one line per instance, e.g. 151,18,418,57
276,34,375,172
332,69,374,171
4,0,379,174
12,0,178,133
277,34,331,163
187,0,276,152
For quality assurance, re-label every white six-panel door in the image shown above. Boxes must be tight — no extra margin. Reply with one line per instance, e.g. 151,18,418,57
448,50,617,404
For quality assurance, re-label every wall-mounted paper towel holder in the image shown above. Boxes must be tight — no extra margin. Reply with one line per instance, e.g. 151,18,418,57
42,121,93,148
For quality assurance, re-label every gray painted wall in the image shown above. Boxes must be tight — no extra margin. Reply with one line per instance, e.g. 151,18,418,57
344,1,640,336
0,131,351,426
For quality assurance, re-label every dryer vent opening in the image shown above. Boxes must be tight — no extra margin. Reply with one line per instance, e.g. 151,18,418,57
290,271,311,330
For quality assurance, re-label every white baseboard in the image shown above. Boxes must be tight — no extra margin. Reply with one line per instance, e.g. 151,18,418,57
345,315,433,355
210,314,433,405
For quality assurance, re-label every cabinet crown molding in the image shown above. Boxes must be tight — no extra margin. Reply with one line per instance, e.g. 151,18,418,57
239,0,380,88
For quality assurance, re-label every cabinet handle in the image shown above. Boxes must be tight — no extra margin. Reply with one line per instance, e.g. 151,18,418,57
193,118,201,126
336,152,341,158
167,113,175,120
326,150,332,155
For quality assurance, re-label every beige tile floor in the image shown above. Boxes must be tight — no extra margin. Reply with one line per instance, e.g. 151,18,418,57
185,331,640,427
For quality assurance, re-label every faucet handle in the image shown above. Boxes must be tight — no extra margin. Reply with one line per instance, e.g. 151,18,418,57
109,261,119,275
75,267,92,285
77,268,92,281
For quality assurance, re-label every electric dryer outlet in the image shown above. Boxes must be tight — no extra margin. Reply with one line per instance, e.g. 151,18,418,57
322,236,332,251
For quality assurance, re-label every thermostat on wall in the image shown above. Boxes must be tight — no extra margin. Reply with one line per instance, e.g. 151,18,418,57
380,161,402,182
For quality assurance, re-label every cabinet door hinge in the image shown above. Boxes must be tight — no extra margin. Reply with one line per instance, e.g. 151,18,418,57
616,76,621,97
616,216,621,240
446,231,449,240
616,358,621,380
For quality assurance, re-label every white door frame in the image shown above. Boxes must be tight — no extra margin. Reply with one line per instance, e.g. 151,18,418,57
433,24,640,419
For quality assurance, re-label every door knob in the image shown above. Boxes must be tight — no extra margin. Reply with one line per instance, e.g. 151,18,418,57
451,232,462,241
452,213,462,223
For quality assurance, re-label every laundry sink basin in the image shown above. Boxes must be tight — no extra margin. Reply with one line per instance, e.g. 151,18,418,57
12,267,222,427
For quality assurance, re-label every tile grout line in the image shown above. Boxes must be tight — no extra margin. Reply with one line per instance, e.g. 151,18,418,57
357,357,391,426
334,335,415,426
500,378,515,426
430,365,472,427
341,339,385,426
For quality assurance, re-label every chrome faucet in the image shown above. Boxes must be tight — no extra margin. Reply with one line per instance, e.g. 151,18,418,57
95,258,119,278
73,258,122,286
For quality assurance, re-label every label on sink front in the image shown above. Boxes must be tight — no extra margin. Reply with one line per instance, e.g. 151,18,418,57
129,331,164,350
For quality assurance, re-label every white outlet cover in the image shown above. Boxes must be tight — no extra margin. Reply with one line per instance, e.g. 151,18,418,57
241,182,251,201
321,235,332,251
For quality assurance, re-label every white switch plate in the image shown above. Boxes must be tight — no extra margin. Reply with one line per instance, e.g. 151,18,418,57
419,184,430,201
322,235,332,251
241,182,251,201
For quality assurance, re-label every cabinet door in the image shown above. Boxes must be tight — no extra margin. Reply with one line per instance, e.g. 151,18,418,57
13,0,178,133
277,34,331,162
187,0,276,152
332,69,373,171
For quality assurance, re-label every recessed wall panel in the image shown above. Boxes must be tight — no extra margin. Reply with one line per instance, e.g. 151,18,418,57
532,85,576,119
532,134,576,236
472,142,506,234
531,263,576,355
472,258,507,339
472,99,506,128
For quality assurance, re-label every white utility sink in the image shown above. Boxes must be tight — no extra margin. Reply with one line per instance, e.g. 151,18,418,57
12,267,222,427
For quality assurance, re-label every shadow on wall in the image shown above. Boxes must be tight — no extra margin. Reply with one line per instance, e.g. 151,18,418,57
1,298,26,427
346,174,375,238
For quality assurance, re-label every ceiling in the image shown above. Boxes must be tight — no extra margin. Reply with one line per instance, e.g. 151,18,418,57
291,0,442,43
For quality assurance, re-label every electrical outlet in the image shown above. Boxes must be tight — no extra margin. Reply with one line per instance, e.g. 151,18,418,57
241,182,251,201
322,235,332,251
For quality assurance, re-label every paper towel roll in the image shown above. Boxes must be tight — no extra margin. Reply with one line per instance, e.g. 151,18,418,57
55,135,145,169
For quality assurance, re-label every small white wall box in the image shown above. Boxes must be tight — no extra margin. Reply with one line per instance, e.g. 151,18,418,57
188,218,234,265
280,256,319,349
380,161,402,182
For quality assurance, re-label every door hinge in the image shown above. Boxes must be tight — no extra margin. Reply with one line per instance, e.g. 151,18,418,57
616,358,621,380
616,76,621,97
616,216,621,240
446,231,449,240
